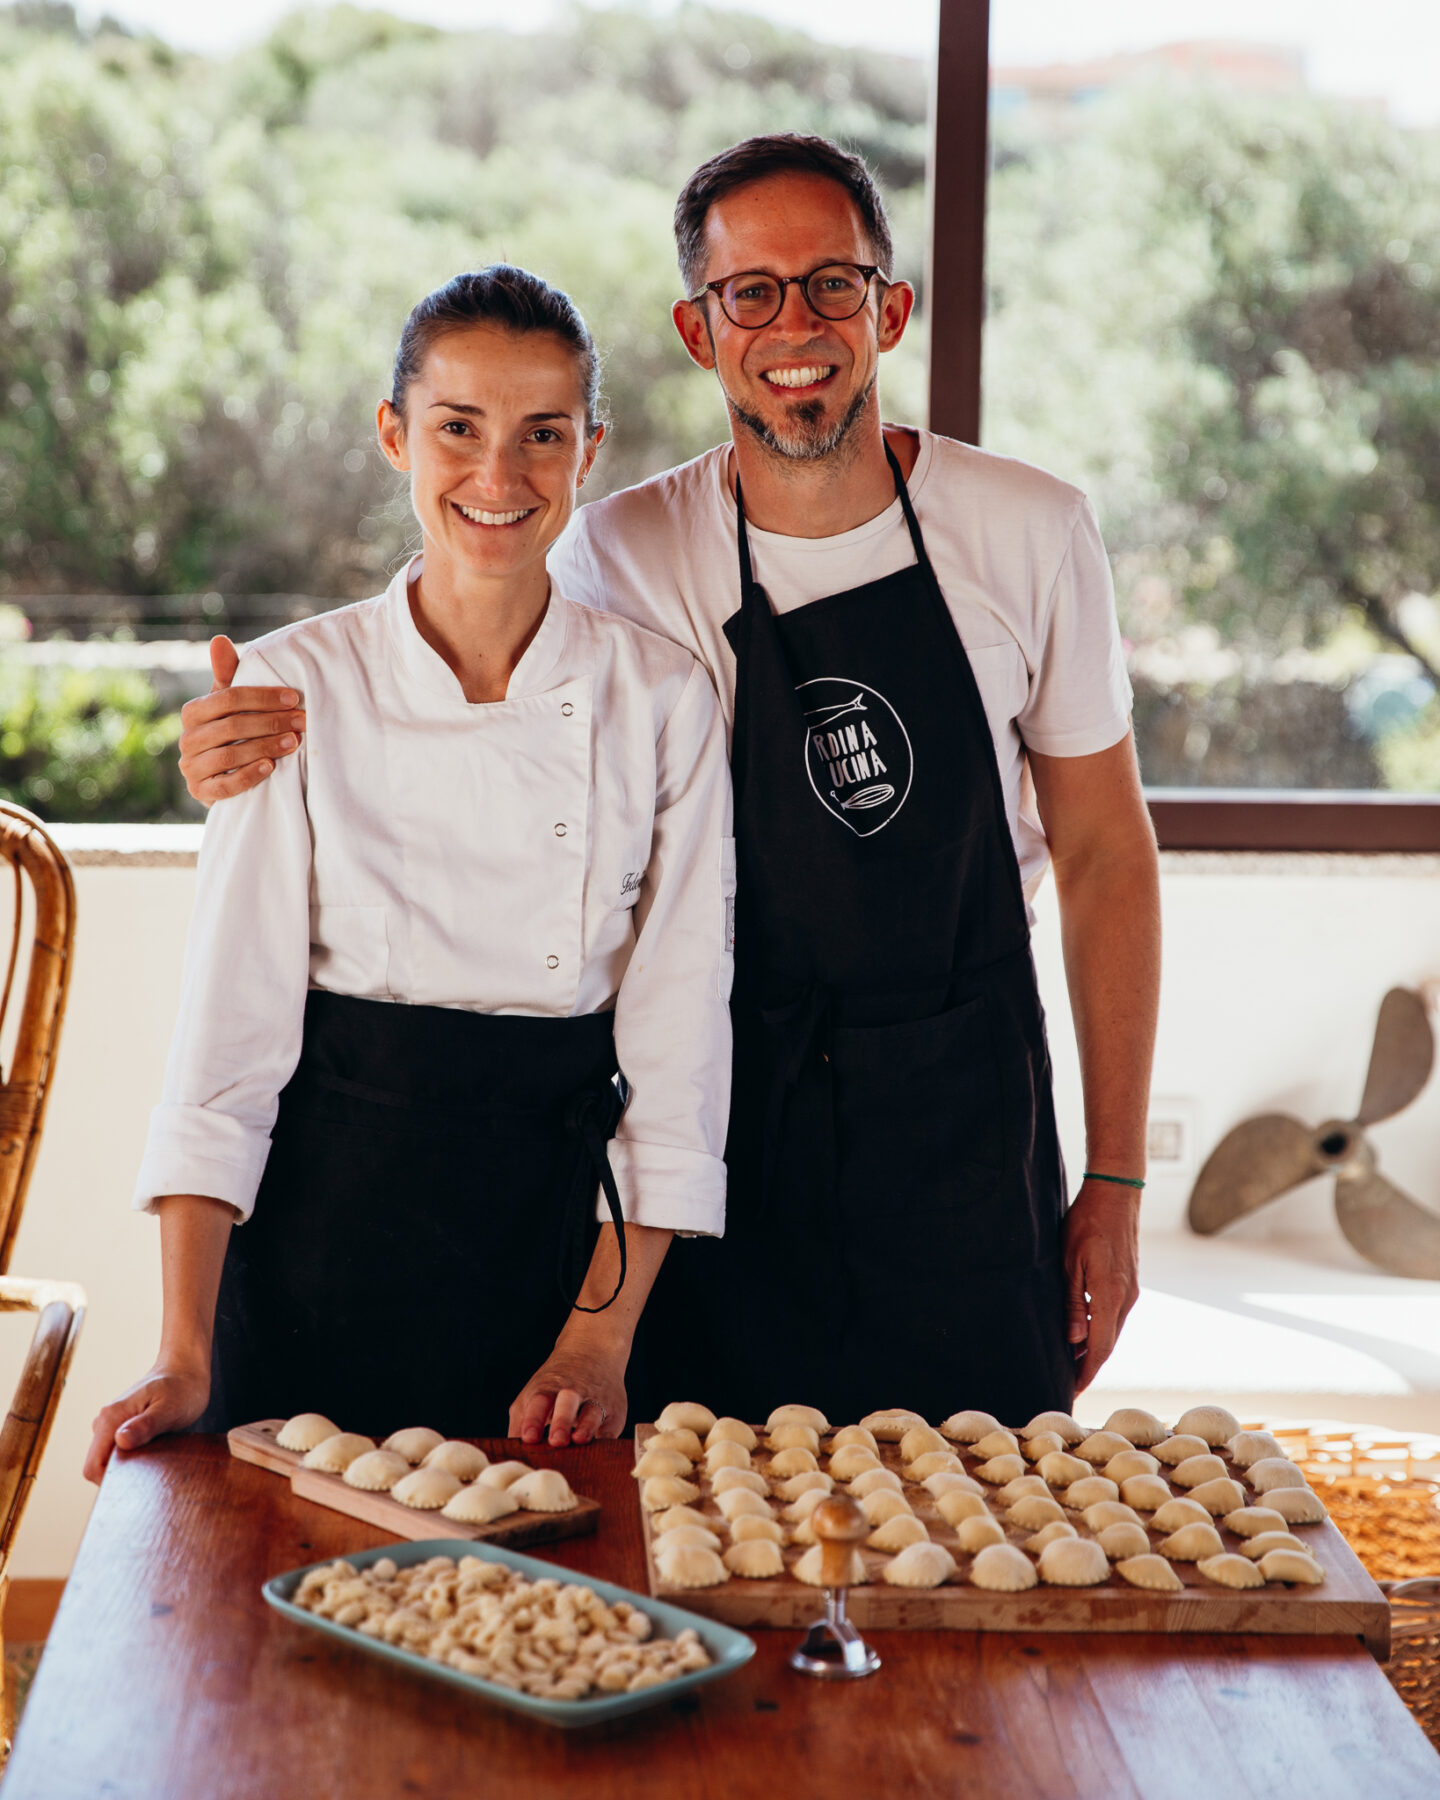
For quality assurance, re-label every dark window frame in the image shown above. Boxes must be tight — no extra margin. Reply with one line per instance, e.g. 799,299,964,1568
927,0,1438,853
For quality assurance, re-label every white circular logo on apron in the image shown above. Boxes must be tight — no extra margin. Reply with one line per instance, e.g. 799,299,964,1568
798,677,914,837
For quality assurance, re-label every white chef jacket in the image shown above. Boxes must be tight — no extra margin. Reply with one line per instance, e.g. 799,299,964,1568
134,559,734,1237
550,431,1133,903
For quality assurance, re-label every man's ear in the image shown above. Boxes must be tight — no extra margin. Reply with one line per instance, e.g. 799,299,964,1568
376,398,409,472
877,280,917,353
672,297,717,372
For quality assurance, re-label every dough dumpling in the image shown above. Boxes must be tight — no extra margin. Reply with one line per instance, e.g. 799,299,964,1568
994,1475,1050,1506
1157,1522,1225,1561
1105,1450,1160,1484
1173,1405,1240,1447
768,1424,821,1454
900,1424,950,1461
907,1451,964,1482
382,1427,445,1465
649,1427,704,1460
1118,1475,1173,1513
955,1513,1007,1553
883,1542,956,1588
1096,1522,1152,1561
794,1545,866,1587
1153,1434,1210,1467
1063,1476,1120,1510
442,1482,519,1525
1151,1497,1211,1533
1228,1430,1283,1469
783,1488,830,1522
1115,1554,1184,1593
768,1447,819,1478
301,1433,375,1474
937,1410,1001,1443
1263,1486,1326,1525
392,1468,462,1510
478,1460,533,1490
1171,1454,1228,1489
277,1413,339,1454
766,1403,829,1433
1238,1531,1309,1560
641,1475,700,1511
1022,1431,1066,1462
723,1539,785,1579
509,1469,577,1513
657,1402,717,1435
1083,1500,1143,1533
1037,1451,1091,1487
936,1489,989,1525
705,1418,757,1452
1020,1411,1083,1444
924,1472,982,1500
969,1543,1037,1591
1258,1548,1324,1585
705,1441,752,1473
656,1542,729,1588
712,1467,769,1496
655,1523,722,1553
1223,1506,1289,1539
715,1487,771,1522
1247,1457,1307,1494
1025,1521,1077,1553
634,1447,694,1480
868,1513,929,1552
653,1504,713,1534
731,1515,787,1545
342,1450,409,1492
850,1467,904,1498
774,1472,833,1502
967,1429,1020,1462
421,1441,489,1480
862,1409,928,1441
1075,1431,1132,1465
1197,1553,1265,1590
830,1445,883,1481
1186,1478,1247,1517
1103,1408,1167,1447
1008,1494,1067,1530
973,1454,1026,1485
1038,1538,1109,1586
860,1489,913,1526
831,1425,879,1453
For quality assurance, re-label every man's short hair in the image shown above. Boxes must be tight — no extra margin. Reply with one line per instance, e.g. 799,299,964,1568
674,134,895,297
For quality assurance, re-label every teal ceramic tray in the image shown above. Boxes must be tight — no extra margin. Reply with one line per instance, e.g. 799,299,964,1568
263,1537,756,1730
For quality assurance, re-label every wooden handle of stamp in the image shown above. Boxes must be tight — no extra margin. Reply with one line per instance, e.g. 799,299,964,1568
811,1493,868,1588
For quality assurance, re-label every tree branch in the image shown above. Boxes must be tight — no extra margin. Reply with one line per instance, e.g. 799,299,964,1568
1343,585,1440,689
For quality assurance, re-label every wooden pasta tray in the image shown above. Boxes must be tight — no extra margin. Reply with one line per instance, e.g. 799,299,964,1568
229,1420,600,1549
634,1424,1390,1655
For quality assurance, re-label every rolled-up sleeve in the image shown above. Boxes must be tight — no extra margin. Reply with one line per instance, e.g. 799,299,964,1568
132,650,312,1221
608,661,733,1237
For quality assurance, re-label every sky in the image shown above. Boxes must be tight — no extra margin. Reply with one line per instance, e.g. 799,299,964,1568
75,0,1440,125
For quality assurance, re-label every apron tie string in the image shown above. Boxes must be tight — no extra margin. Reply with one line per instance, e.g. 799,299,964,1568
559,1078,628,1313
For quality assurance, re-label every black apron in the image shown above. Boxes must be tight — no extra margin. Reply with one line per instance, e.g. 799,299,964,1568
630,442,1073,1428
196,989,624,1437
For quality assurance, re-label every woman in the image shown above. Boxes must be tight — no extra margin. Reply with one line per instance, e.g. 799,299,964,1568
84,267,732,1480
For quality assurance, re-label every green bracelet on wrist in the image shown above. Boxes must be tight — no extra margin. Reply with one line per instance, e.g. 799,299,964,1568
1082,1170,1146,1190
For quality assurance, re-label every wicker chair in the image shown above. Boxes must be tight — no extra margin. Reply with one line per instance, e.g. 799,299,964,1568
0,804,86,1748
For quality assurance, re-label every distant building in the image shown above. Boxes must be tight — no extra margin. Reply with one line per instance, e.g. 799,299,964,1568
990,40,1308,119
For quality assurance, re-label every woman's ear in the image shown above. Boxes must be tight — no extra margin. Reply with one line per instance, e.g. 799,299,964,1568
376,398,409,472
578,422,605,487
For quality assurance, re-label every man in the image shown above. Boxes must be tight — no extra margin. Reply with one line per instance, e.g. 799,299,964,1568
175,135,1160,1438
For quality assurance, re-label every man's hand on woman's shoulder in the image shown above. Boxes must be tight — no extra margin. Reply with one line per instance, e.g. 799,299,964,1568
178,635,306,805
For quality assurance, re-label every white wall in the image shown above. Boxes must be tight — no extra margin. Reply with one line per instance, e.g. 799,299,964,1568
11,835,1440,1578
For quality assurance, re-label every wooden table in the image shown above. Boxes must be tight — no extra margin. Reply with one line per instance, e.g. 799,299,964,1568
6,1438,1438,1800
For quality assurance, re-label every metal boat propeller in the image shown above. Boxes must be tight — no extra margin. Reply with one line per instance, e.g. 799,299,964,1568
1186,987,1440,1278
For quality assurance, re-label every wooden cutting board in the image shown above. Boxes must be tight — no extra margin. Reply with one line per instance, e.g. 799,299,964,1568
228,1421,600,1549
634,1424,1390,1655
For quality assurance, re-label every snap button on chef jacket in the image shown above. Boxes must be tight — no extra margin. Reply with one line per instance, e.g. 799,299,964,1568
134,557,734,1240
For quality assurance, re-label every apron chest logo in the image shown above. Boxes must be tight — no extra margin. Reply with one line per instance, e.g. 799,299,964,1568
799,677,914,837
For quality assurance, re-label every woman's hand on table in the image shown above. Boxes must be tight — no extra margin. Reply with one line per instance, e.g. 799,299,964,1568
509,1340,628,1449
83,1365,211,1485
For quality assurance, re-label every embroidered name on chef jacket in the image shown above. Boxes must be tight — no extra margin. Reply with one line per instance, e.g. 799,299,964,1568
799,677,914,837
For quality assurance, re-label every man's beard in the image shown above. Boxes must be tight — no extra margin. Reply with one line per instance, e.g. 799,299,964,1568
726,373,876,462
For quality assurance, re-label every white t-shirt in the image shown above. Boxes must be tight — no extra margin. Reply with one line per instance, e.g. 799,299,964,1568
551,430,1133,900
134,560,734,1237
